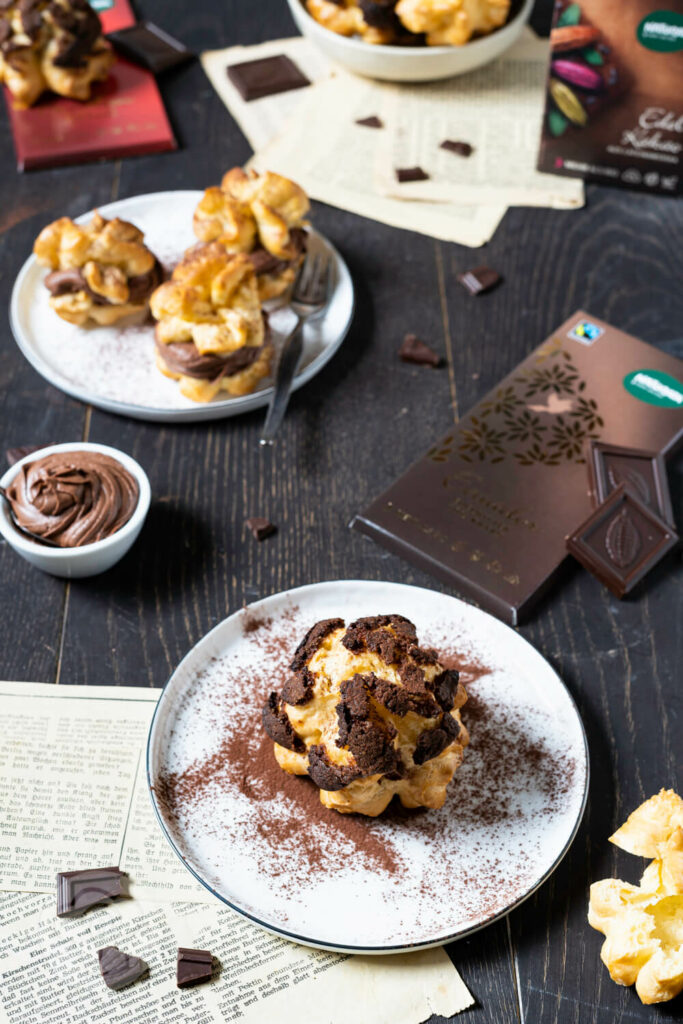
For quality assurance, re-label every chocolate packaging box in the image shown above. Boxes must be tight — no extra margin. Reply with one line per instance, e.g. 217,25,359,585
353,312,683,624
537,0,683,195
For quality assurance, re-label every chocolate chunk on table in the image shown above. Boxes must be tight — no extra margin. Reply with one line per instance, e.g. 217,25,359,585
107,22,193,74
566,483,678,599
395,166,430,183
440,139,473,157
97,946,148,990
399,333,441,367
245,517,277,541
457,266,502,296
57,866,127,917
355,115,383,129
227,54,310,102
586,441,674,526
177,947,213,988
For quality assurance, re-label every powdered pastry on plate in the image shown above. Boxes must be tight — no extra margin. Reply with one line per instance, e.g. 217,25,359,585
150,243,272,403
192,168,309,302
34,211,162,327
262,614,469,816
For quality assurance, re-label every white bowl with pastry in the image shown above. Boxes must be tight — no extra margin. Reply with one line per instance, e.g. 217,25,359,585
10,174,354,423
286,0,534,81
0,442,151,578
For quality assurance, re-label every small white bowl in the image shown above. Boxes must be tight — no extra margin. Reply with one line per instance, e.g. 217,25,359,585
0,442,151,579
286,0,534,81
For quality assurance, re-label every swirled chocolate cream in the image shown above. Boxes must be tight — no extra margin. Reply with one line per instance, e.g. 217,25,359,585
262,615,469,817
5,451,138,547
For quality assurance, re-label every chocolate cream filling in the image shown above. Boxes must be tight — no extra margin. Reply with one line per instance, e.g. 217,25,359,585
156,315,270,381
246,227,307,277
44,259,162,307
5,451,139,548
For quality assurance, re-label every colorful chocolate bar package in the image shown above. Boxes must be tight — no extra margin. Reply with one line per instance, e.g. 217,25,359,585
537,0,683,195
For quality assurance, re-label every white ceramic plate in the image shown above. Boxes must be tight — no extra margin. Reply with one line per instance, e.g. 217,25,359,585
147,580,588,953
10,191,354,423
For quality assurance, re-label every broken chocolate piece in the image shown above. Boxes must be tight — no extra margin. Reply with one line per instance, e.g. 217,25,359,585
457,266,502,296
56,866,126,917
262,692,305,752
355,115,383,129
177,947,213,988
566,483,678,599
399,333,441,367
440,139,474,157
227,54,310,102
6,444,46,467
396,166,430,183
413,713,460,765
281,668,315,706
245,517,276,541
586,441,674,526
290,618,344,670
106,21,193,73
97,946,148,990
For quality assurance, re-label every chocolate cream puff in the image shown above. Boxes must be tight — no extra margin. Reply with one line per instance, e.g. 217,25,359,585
149,243,272,403
263,615,469,816
0,0,113,109
192,168,309,302
34,211,162,327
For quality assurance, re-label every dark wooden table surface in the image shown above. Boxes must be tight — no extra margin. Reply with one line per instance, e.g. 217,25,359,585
1,1,681,1021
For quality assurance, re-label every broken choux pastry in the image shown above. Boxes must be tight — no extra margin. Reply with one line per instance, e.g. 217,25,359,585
395,0,510,45
149,243,272,403
34,211,162,327
588,789,683,1005
262,614,469,817
305,0,405,44
192,168,310,302
0,0,113,109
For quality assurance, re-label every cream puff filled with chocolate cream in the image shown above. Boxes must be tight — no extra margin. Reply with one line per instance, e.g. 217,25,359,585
263,615,468,817
192,168,309,302
34,211,162,327
5,451,138,547
149,244,272,403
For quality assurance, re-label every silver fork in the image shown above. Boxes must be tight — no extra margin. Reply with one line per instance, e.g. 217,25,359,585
259,252,330,446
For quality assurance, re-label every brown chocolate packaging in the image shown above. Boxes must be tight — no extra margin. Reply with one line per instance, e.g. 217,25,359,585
352,312,683,624
537,0,683,195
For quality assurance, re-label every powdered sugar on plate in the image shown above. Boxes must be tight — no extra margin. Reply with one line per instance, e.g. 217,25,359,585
148,580,588,952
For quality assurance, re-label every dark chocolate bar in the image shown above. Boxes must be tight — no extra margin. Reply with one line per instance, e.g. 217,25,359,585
227,55,310,102
586,441,674,525
177,947,213,988
57,866,127,917
399,333,441,367
440,139,473,157
566,483,678,598
107,22,193,74
353,312,683,624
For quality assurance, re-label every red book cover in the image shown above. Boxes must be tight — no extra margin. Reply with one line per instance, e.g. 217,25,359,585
3,0,176,171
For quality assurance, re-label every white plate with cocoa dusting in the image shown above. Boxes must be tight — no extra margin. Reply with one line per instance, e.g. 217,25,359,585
10,191,354,423
147,580,588,953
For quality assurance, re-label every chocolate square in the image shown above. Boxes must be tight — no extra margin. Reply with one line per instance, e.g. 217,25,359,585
440,139,473,157
98,946,148,990
355,115,384,129
457,266,501,296
399,333,441,367
107,22,193,74
177,947,213,988
586,441,674,525
57,866,127,917
227,55,310,102
566,484,678,599
245,517,277,541
395,166,430,183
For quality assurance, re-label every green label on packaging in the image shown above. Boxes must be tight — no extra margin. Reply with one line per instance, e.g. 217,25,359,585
623,369,683,408
637,10,683,51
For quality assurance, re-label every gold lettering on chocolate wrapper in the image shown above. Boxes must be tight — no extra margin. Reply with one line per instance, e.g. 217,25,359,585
384,503,520,586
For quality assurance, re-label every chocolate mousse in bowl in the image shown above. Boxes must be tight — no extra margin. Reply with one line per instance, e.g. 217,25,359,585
0,443,150,578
